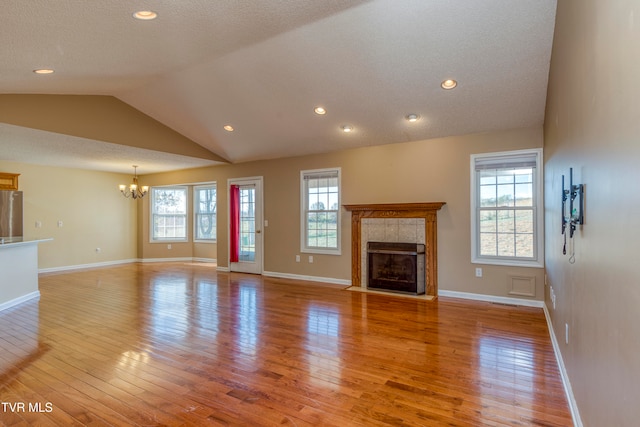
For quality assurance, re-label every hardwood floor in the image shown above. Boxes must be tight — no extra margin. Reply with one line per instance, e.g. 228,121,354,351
0,263,572,426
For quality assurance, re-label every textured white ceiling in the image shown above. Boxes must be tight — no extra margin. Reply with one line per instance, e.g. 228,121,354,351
0,0,557,171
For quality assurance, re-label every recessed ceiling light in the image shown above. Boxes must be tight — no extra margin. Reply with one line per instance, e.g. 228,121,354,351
33,69,54,74
405,114,420,122
314,106,326,115
133,10,158,20
441,79,458,90
223,125,234,132
341,125,353,133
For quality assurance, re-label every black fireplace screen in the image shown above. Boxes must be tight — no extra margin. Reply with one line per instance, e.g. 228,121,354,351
367,242,425,295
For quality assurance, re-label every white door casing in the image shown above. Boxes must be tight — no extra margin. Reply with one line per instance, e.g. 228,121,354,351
228,177,263,274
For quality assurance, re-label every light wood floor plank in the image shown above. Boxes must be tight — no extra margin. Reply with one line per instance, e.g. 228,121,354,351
0,262,572,426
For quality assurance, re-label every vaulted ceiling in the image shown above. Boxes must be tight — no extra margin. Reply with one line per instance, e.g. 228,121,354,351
0,0,557,174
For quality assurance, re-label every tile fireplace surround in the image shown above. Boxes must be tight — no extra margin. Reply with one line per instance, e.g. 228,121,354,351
343,202,446,299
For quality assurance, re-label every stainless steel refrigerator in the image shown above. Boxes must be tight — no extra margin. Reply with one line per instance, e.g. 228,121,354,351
0,190,23,240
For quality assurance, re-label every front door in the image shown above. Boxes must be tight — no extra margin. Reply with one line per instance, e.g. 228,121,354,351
229,177,263,274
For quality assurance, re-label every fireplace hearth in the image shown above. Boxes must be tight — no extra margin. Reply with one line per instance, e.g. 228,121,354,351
367,242,425,295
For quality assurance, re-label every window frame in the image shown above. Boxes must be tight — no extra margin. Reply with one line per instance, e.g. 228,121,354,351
193,183,217,243
150,186,189,243
470,148,544,268
300,167,342,255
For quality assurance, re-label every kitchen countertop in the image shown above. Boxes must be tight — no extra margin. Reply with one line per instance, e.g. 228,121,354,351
0,237,53,248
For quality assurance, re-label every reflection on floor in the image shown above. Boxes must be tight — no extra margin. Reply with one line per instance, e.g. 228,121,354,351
0,262,573,426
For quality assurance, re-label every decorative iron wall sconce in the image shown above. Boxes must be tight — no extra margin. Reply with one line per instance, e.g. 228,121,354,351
561,167,584,255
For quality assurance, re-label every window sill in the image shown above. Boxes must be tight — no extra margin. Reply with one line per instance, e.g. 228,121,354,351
301,248,342,256
472,258,544,269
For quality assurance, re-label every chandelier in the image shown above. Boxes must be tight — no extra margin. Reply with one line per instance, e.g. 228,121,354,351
119,165,149,199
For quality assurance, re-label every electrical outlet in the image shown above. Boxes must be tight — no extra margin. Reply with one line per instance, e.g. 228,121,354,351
309,255,314,263
35,220,42,228
295,255,300,262
57,220,63,228
475,267,483,278
167,244,172,250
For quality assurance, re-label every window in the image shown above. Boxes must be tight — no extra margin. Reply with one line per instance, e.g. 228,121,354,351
471,149,543,267
194,184,217,242
151,186,188,242
301,168,341,254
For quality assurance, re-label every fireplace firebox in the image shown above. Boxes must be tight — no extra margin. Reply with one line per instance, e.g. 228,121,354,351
367,242,425,295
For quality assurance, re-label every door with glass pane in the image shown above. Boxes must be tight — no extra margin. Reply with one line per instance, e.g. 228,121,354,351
229,177,263,274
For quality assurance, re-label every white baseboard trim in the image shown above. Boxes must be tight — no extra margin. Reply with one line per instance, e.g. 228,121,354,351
0,291,40,312
138,257,194,263
263,271,351,286
216,266,230,272
192,258,216,264
543,304,583,427
39,259,139,274
39,258,218,274
438,289,545,308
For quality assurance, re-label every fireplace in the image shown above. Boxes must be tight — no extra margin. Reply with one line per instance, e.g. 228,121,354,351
343,202,445,299
367,242,425,295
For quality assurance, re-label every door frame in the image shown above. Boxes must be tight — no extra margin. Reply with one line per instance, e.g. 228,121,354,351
227,176,264,274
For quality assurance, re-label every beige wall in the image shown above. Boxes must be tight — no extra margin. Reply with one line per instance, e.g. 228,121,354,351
2,125,543,302
544,0,640,425
0,161,137,269
142,126,544,299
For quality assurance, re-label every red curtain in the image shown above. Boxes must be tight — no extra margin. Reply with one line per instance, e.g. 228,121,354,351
229,185,240,263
